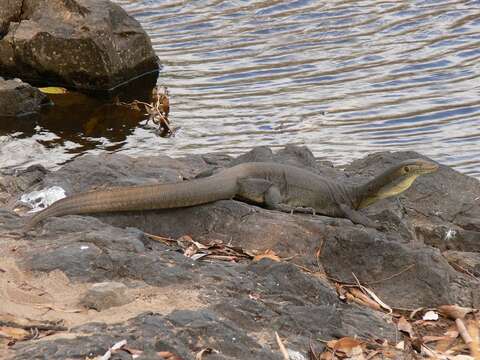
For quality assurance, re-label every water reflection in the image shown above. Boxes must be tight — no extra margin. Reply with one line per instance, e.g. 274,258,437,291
1,0,479,177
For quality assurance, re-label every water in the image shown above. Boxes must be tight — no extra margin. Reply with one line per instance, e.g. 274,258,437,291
1,0,479,178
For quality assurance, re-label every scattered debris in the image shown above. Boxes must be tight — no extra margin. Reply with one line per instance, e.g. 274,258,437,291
195,347,219,360
253,249,281,262
145,233,252,262
117,85,175,136
335,273,392,314
0,314,67,345
316,305,480,359
438,305,478,320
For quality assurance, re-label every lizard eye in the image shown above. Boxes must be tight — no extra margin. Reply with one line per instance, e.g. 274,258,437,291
404,166,410,173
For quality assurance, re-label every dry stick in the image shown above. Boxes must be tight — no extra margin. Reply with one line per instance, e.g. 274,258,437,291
449,261,478,280
365,264,415,285
467,321,480,360
308,339,320,360
351,272,393,313
275,332,290,360
456,319,473,345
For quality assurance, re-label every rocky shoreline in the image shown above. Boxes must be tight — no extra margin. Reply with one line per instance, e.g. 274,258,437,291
0,145,479,359
0,0,159,117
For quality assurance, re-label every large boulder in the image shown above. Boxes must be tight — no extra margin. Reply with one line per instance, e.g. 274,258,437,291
0,0,159,90
1,146,479,359
0,76,48,116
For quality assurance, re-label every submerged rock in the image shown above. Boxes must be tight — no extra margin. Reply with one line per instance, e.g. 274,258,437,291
1,146,479,359
0,0,159,90
0,77,48,116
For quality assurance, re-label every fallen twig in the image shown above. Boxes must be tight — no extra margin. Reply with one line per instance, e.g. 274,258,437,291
275,332,290,360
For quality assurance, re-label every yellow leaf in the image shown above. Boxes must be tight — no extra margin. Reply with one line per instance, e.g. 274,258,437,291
38,86,68,94
253,249,281,262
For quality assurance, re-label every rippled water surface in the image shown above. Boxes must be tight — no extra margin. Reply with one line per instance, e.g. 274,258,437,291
2,0,480,177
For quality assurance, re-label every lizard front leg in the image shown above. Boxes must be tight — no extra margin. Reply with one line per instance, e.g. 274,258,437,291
339,204,381,229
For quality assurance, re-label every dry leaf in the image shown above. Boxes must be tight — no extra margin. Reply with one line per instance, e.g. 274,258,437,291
157,351,184,360
319,352,333,360
438,305,477,320
184,244,198,258
254,249,281,262
397,316,414,338
38,86,67,94
195,347,219,360
435,325,459,353
348,288,382,311
351,273,392,313
327,337,364,357
422,335,454,344
0,326,30,340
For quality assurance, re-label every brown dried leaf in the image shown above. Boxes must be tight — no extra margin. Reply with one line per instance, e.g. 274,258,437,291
422,335,455,344
157,351,184,360
435,325,459,352
319,351,334,360
397,316,414,338
348,288,382,311
327,337,364,357
184,244,199,257
438,304,477,320
253,249,281,262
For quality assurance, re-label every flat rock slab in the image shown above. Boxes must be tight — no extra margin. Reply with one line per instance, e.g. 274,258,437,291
1,145,479,359
0,77,48,116
0,0,159,90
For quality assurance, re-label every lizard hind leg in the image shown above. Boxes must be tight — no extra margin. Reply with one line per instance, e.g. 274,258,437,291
236,178,316,215
236,178,281,205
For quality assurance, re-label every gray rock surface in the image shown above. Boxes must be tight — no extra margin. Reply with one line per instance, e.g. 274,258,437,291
80,281,132,311
0,77,48,116
0,0,159,90
1,145,479,359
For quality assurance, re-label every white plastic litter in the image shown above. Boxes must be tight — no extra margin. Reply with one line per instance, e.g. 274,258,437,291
20,186,66,213
423,310,439,321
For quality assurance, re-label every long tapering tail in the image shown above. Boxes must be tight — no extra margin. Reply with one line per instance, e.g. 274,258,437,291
25,175,239,230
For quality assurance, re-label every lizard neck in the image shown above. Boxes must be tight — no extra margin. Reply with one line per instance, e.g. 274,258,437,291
351,167,419,209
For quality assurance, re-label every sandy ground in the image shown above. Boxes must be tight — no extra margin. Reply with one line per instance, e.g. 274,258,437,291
0,235,204,355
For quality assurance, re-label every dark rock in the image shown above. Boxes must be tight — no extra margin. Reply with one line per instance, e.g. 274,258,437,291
2,146,480,358
0,0,159,90
443,250,480,277
0,0,21,37
0,77,48,116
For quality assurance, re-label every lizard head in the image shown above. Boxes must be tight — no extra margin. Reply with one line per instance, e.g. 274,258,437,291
358,158,439,209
